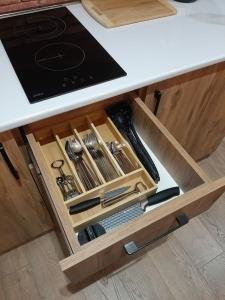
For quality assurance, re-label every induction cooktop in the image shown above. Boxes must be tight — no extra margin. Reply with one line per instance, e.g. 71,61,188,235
0,7,126,103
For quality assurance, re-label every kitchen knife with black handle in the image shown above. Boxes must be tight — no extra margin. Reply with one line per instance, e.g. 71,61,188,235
69,185,130,214
99,186,180,231
143,186,180,211
70,197,101,214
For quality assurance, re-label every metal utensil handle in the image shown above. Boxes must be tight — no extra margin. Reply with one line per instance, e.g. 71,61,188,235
124,214,189,255
0,142,20,180
102,190,137,207
101,155,118,180
80,159,98,189
95,154,111,181
102,182,147,207
81,159,99,187
94,150,113,181
65,175,78,191
115,151,134,173
75,160,92,190
78,160,92,189
56,177,67,200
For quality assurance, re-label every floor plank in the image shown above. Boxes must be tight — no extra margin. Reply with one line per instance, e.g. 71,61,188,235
199,140,225,251
173,217,223,268
202,252,225,300
199,196,225,251
199,140,225,180
0,277,7,300
0,244,28,277
90,254,176,300
23,232,86,300
1,265,41,300
148,237,215,300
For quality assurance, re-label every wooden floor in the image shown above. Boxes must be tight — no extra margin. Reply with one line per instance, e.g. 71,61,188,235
1,140,225,300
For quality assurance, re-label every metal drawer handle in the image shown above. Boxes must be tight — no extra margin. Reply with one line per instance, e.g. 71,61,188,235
124,213,189,255
0,142,20,180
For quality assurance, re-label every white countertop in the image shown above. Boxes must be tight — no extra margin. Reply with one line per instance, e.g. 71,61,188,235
0,0,225,132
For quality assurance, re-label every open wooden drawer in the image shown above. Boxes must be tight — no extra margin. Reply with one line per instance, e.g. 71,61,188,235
24,92,225,284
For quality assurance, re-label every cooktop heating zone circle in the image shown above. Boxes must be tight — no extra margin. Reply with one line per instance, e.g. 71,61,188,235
35,42,86,71
14,15,66,41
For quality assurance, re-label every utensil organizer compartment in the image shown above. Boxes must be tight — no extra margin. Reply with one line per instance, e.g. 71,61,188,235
25,92,225,283
27,104,157,233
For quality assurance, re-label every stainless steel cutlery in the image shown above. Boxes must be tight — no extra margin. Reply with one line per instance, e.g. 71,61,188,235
69,185,131,214
69,181,147,214
102,181,147,207
65,138,100,190
99,187,180,232
83,132,118,181
107,141,135,174
51,159,79,201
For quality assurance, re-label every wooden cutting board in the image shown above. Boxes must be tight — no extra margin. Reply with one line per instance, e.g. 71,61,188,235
81,0,177,28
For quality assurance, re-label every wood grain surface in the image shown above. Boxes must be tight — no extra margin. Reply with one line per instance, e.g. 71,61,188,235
0,132,53,254
143,63,225,161
81,0,176,27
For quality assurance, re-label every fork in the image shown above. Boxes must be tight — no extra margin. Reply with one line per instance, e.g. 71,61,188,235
65,138,99,190
83,132,118,181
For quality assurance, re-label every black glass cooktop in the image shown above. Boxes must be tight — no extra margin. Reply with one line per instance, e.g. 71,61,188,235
0,7,126,103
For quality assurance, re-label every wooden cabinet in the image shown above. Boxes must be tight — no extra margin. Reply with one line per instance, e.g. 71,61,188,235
23,92,225,284
141,63,225,161
0,131,53,254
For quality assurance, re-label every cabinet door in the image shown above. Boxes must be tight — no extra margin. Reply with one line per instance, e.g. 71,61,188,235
0,132,53,254
143,64,225,161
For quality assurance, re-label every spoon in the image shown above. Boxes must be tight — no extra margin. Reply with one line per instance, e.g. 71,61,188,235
65,138,99,190
108,141,135,173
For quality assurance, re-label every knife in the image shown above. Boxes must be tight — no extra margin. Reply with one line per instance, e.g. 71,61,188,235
69,185,130,214
99,187,180,231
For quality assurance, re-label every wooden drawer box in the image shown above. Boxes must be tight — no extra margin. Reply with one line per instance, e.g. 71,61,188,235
24,92,225,284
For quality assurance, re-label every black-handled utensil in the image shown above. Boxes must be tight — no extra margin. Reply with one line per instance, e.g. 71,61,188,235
99,187,180,231
143,186,180,211
78,223,106,245
106,101,160,183
69,185,130,214
70,197,101,214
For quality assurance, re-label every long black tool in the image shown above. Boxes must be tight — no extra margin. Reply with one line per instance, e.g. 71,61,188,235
106,101,160,183
70,197,102,214
69,186,130,214
143,186,180,211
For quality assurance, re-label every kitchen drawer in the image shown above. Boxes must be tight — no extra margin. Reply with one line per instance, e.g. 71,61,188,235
24,92,225,284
